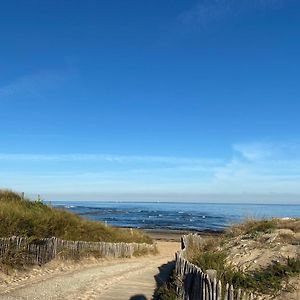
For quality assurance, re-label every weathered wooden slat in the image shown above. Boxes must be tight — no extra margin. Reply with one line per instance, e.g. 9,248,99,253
173,234,254,300
0,236,155,266
216,280,222,300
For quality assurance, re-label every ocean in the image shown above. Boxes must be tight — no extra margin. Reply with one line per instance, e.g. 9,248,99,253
50,201,300,232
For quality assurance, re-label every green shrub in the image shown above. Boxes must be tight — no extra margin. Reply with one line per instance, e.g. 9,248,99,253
192,251,227,274
157,269,177,300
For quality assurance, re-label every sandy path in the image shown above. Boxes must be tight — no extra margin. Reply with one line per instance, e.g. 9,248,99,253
0,241,179,300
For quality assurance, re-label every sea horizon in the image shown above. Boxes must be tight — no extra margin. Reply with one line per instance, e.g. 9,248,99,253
49,200,300,205
50,201,300,232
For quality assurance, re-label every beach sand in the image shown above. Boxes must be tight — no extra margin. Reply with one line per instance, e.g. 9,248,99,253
0,241,180,300
143,229,222,241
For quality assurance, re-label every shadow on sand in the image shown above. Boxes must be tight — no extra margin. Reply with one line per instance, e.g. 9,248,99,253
152,260,175,300
128,260,175,300
129,295,147,300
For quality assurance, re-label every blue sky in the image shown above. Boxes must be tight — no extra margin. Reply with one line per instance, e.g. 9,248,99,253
1,0,300,202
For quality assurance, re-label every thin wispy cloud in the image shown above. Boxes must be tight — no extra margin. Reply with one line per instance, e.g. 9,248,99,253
1,141,300,199
0,153,220,165
233,142,277,161
233,141,300,161
0,69,73,101
179,0,288,28
211,141,300,194
212,160,300,194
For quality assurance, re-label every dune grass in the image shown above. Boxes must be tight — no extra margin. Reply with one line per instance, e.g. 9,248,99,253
191,218,300,296
0,190,152,244
192,249,300,295
225,218,300,238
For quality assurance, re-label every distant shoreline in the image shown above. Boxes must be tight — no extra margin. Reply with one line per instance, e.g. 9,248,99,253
142,228,223,241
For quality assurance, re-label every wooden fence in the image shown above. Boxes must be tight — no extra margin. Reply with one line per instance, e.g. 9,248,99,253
0,236,156,265
175,234,256,300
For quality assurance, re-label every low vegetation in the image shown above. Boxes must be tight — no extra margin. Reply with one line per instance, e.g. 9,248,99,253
0,190,152,244
190,218,300,297
133,245,158,257
0,246,33,274
157,268,177,300
56,248,105,261
225,218,299,238
192,247,300,295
